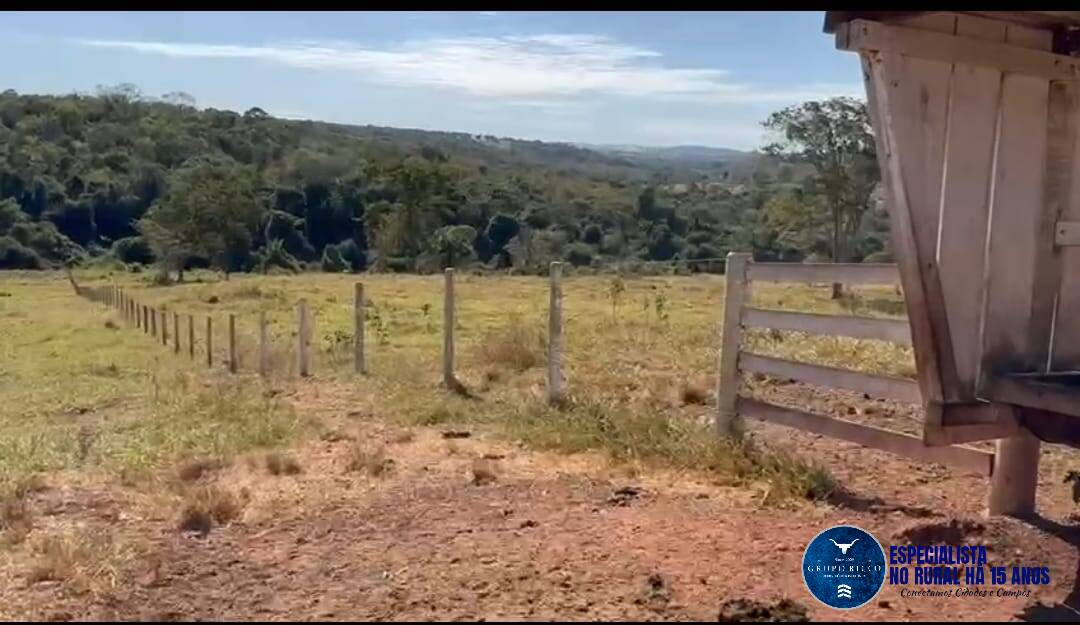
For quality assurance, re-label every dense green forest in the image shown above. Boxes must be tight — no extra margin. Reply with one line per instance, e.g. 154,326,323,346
0,86,890,275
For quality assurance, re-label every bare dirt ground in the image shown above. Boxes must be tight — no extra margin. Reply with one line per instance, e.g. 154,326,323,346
2,380,1079,622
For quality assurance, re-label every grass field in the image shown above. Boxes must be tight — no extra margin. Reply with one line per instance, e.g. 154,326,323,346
0,266,913,506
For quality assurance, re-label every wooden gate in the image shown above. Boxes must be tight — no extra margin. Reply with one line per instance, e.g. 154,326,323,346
715,253,995,477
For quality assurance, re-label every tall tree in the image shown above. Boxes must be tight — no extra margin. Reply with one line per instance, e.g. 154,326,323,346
137,160,265,280
762,97,879,297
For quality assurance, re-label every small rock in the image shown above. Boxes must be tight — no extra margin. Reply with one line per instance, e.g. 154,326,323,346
442,430,471,439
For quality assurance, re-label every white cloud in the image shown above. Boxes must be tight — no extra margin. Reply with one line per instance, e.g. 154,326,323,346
77,34,859,104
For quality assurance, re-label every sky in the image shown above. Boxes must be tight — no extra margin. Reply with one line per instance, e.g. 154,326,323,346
1,11,864,150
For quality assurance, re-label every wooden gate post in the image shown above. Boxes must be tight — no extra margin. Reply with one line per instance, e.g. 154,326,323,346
443,269,455,386
297,299,311,377
988,429,1042,517
716,252,751,436
355,283,367,375
188,314,195,359
258,311,269,378
173,312,180,353
228,314,238,374
206,316,213,368
548,261,565,405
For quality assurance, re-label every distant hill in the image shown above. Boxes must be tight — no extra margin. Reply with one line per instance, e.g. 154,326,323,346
574,142,756,165
0,88,825,274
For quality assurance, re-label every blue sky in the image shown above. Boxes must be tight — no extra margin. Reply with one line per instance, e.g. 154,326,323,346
1,11,863,150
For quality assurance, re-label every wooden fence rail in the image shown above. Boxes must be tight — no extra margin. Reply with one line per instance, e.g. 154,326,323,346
717,252,995,478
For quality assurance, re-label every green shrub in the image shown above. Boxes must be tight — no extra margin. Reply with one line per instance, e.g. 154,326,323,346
0,236,44,269
111,236,154,265
320,245,348,272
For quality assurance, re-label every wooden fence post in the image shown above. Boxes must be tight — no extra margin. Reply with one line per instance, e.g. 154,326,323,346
443,268,455,386
259,311,269,378
355,283,367,375
206,316,213,368
547,261,565,405
228,314,238,374
188,314,195,359
160,309,168,346
135,302,141,330
716,252,751,436
150,307,157,338
297,299,311,377
173,311,180,353
988,430,1042,516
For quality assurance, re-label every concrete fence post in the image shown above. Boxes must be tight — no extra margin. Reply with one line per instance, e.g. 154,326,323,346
716,252,751,436
355,283,367,375
297,299,311,377
443,268,455,387
547,261,565,405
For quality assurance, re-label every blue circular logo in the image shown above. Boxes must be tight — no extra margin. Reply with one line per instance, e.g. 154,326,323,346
802,525,886,609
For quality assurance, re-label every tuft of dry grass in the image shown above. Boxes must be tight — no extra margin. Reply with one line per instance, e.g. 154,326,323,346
1,496,33,546
25,528,134,593
679,380,711,406
469,458,498,485
176,457,224,482
343,443,393,476
498,397,835,504
264,452,301,476
389,429,415,445
475,314,546,373
177,484,245,535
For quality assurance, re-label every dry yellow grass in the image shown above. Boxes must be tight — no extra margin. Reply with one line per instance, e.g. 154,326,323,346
2,267,912,505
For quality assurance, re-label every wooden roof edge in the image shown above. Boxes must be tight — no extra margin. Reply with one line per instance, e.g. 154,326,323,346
824,11,1080,34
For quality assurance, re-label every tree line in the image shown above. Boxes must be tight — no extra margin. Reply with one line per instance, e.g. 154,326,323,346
0,86,887,280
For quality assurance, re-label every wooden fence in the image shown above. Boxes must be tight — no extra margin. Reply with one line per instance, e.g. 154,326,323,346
716,252,995,477
72,263,568,404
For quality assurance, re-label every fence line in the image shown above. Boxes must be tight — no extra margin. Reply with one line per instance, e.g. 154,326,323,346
73,265,572,402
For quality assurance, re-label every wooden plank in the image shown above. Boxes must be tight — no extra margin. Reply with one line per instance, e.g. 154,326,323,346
228,314,237,374
737,397,994,476
716,253,750,434
547,262,565,405
297,300,311,377
354,283,366,375
1054,221,1080,246
740,352,922,403
1051,85,1080,369
935,18,1004,401
864,49,956,407
742,307,911,344
747,263,900,285
985,374,1080,418
926,420,1021,446
206,316,213,368
443,268,455,387
979,70,1051,377
988,430,1041,516
258,311,269,377
1029,82,1077,369
839,19,1080,79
